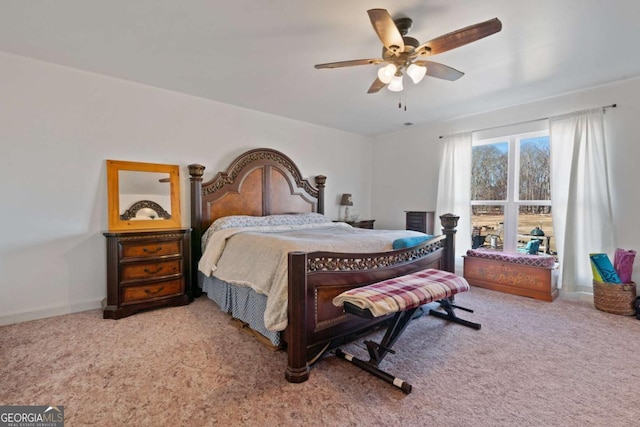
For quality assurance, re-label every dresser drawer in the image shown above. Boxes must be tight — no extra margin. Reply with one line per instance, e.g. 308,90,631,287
407,217,424,227
121,279,184,304
352,220,375,229
121,240,181,259
120,259,182,281
104,228,192,319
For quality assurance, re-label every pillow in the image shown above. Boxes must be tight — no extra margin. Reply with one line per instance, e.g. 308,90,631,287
202,213,332,251
208,212,331,234
265,212,331,227
392,235,434,250
208,215,268,233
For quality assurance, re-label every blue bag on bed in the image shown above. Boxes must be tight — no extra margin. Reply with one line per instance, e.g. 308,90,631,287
392,235,433,250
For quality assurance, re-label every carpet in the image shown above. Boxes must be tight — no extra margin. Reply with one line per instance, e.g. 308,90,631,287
1,287,639,426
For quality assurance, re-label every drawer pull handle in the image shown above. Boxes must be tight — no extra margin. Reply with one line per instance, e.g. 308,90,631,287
143,266,163,275
142,247,162,254
144,287,164,296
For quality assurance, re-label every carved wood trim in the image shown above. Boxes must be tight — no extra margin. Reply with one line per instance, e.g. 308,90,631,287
106,232,186,241
306,239,445,272
202,149,319,199
120,200,172,220
194,149,324,226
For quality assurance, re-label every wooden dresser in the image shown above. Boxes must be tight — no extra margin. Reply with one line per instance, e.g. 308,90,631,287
103,228,191,319
405,211,435,234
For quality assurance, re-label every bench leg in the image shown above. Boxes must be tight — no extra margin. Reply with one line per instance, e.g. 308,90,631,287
428,298,481,330
335,348,412,394
368,307,419,365
335,299,480,393
335,308,418,394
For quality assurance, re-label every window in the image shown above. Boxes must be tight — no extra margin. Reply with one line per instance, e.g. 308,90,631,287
471,131,554,254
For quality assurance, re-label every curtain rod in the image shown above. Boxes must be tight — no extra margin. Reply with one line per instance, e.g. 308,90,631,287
438,103,617,139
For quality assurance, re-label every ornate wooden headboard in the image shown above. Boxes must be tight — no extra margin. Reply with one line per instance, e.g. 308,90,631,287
188,148,326,271
119,200,172,220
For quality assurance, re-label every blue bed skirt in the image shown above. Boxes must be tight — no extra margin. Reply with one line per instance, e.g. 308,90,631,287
198,271,282,347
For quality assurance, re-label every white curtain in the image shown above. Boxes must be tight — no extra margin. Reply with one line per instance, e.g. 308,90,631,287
436,132,472,273
550,109,615,292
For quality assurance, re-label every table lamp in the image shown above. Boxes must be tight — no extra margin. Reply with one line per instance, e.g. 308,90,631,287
340,193,353,221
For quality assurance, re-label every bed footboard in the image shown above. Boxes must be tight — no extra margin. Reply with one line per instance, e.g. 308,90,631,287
285,214,459,383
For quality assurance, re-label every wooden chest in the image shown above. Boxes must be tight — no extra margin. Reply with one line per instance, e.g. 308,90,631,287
463,255,558,302
103,228,191,319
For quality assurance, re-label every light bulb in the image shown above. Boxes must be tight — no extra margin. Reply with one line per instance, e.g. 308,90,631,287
377,64,397,84
387,74,403,92
407,63,427,84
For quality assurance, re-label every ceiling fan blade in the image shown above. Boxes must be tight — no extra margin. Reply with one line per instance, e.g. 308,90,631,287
415,18,502,56
367,77,387,94
315,58,384,69
415,60,465,81
367,9,404,55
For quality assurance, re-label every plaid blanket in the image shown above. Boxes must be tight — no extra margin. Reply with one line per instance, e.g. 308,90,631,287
332,269,470,317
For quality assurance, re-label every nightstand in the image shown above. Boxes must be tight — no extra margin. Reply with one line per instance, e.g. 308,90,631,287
103,228,191,319
338,219,375,229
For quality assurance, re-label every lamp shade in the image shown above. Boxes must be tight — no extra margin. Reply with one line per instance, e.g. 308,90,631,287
377,64,397,84
407,63,427,84
387,74,403,92
340,194,353,206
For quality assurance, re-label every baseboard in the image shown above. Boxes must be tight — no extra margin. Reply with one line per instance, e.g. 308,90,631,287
0,299,103,326
559,290,595,302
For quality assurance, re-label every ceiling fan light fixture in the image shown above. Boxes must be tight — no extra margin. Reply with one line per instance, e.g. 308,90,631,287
387,74,404,92
377,64,397,84
314,10,502,98
407,63,427,84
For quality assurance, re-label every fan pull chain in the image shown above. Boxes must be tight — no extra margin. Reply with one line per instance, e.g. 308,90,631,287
398,94,407,111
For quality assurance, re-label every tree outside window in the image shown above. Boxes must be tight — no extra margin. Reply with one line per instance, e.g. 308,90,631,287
471,131,554,254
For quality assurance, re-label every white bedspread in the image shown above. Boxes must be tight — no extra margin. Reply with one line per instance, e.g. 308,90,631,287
198,222,426,331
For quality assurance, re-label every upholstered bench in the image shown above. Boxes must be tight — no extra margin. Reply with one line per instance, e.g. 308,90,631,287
332,268,480,394
463,249,559,301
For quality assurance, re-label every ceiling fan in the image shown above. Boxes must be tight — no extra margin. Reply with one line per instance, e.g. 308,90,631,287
315,9,502,94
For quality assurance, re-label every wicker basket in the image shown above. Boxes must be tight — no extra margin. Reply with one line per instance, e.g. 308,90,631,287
593,280,637,315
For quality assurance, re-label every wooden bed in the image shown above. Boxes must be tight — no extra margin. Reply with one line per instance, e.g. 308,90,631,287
188,148,459,383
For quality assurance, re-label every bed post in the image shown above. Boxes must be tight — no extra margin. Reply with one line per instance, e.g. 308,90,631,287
440,213,459,273
188,164,205,298
285,251,310,383
315,175,326,215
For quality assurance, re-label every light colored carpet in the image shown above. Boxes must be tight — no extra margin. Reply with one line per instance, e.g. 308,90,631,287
1,287,638,426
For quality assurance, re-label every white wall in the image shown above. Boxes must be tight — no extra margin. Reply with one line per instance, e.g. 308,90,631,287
372,76,640,284
4,48,639,324
0,52,371,325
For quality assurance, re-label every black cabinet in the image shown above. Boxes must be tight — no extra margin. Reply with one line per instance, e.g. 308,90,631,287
405,211,435,234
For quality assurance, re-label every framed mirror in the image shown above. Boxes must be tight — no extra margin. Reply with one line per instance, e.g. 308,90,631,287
106,160,181,231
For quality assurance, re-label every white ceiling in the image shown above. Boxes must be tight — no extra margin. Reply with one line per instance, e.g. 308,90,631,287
2,1,640,136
